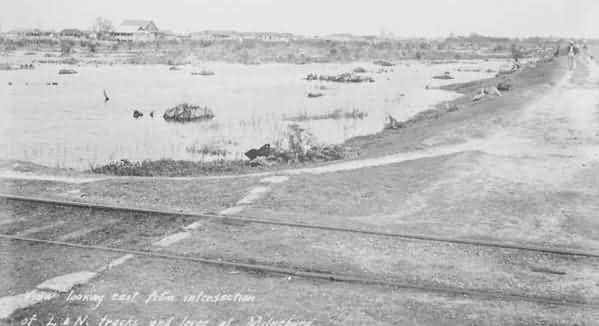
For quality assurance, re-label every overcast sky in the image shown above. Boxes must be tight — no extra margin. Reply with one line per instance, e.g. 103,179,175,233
2,0,598,38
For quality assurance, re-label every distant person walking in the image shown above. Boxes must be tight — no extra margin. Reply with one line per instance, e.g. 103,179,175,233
567,41,577,71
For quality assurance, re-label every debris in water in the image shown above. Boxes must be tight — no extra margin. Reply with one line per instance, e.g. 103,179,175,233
133,110,144,119
245,144,272,160
58,69,78,75
163,103,214,122
305,73,374,83
433,72,454,80
191,70,215,76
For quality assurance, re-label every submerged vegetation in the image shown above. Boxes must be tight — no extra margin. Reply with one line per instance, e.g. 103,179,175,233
185,143,230,157
285,109,368,122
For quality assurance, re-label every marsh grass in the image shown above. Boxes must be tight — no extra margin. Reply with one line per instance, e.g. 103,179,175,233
89,158,255,176
185,143,230,158
284,108,368,122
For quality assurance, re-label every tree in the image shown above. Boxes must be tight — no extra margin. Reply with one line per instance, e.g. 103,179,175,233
92,17,114,33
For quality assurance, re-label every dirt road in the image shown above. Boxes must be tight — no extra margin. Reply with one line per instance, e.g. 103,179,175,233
250,57,599,250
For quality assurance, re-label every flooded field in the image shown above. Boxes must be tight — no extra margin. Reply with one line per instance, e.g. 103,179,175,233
0,60,508,169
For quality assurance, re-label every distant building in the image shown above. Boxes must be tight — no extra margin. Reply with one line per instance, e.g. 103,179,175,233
5,28,32,40
113,20,159,42
5,28,56,40
256,32,292,43
325,33,354,42
238,32,257,42
95,31,114,41
6,28,37,40
321,34,370,43
189,31,296,43
60,29,84,39
189,30,242,42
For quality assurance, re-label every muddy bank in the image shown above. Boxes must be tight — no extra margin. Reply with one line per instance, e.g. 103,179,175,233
89,145,344,177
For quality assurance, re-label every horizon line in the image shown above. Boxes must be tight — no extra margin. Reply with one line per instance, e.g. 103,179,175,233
0,25,595,41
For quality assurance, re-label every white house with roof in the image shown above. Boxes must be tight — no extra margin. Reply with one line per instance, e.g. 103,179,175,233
113,20,159,42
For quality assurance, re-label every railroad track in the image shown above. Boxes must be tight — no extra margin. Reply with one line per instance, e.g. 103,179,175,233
1,193,598,258
1,233,598,309
1,193,599,309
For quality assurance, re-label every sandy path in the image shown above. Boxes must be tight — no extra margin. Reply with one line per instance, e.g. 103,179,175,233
476,59,599,184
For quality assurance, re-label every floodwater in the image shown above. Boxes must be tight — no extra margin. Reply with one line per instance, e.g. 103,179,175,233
0,59,509,169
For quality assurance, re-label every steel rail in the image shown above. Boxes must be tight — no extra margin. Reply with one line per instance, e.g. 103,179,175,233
1,233,597,309
1,193,598,258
